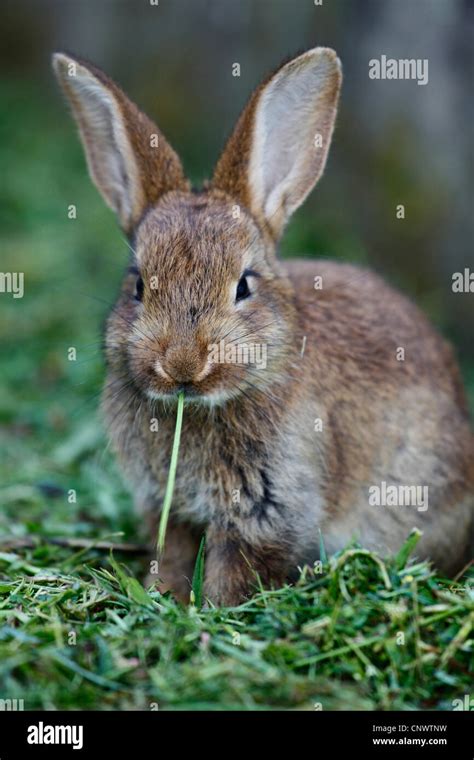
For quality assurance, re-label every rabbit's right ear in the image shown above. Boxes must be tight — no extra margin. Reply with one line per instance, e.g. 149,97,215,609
52,53,188,233
213,48,342,240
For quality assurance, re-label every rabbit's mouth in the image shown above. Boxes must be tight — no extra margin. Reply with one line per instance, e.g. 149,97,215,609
144,384,237,407
147,382,200,400
143,359,256,406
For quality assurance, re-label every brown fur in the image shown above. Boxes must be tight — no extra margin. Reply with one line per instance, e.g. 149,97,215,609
54,49,474,605
53,53,188,232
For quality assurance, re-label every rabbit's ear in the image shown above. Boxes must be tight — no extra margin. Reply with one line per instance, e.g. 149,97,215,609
52,53,188,233
213,48,341,240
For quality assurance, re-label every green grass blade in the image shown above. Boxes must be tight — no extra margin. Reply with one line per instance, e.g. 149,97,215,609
319,528,328,565
190,534,206,607
395,528,422,570
157,391,185,555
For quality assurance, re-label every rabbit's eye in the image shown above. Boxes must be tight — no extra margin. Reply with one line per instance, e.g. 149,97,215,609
236,275,251,302
134,275,144,302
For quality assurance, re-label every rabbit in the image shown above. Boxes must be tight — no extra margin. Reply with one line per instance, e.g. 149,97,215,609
53,47,474,606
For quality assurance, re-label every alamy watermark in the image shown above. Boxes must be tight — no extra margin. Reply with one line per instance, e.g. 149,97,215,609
0,698,24,710
452,268,473,293
369,481,428,511
369,55,428,86
452,694,473,711
208,340,267,369
0,272,24,298
27,721,83,750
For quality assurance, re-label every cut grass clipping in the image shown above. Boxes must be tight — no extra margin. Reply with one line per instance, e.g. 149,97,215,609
0,530,472,710
157,391,185,556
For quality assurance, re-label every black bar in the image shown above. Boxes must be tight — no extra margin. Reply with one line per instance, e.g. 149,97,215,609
0,710,471,758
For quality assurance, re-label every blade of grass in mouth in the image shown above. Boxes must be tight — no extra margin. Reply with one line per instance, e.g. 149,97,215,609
157,391,185,555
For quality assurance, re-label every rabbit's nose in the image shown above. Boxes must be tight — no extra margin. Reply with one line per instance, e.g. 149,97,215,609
157,345,211,385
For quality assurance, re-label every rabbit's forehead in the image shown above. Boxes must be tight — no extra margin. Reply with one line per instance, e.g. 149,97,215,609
134,193,264,273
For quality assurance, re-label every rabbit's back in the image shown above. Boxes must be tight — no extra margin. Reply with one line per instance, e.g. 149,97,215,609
287,258,468,402
284,259,474,573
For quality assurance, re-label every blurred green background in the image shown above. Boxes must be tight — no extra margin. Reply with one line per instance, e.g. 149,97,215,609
0,0,473,544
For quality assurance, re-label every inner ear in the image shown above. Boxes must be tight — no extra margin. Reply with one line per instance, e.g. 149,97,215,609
251,58,338,223
62,65,143,226
53,53,189,233
212,48,342,240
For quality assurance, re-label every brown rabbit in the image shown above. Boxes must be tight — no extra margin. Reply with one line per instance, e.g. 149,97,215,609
53,48,474,605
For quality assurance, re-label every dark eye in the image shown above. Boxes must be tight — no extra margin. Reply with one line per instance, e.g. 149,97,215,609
236,275,251,302
134,275,144,302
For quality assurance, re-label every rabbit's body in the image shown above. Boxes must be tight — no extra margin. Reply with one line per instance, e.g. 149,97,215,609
103,253,473,603
54,48,473,605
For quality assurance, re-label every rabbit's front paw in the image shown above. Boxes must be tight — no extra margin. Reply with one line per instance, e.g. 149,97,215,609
203,525,289,607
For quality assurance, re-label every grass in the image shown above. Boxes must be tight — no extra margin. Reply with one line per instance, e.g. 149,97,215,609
157,391,185,555
0,534,472,710
0,82,473,711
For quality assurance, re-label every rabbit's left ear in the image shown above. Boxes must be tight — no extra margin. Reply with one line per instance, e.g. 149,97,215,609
53,53,188,233
213,48,341,240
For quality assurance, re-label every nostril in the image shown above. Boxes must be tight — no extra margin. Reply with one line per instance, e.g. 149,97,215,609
154,359,174,382
193,358,212,382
